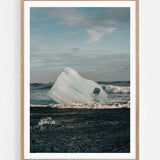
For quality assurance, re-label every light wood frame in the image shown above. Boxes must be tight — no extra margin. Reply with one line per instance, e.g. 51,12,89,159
21,0,139,160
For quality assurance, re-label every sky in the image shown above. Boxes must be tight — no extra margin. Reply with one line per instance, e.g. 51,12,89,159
30,7,130,83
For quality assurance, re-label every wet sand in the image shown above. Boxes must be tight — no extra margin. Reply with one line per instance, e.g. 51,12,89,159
30,107,130,153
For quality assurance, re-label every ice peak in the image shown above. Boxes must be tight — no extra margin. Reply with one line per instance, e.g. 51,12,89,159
64,67,78,75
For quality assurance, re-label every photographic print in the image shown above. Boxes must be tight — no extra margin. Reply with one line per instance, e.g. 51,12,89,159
21,1,139,160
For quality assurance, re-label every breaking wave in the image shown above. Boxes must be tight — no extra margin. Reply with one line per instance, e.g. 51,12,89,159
102,85,130,94
30,101,130,109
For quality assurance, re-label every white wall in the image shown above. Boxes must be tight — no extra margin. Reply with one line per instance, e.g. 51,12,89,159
0,0,21,160
0,0,159,160
139,0,160,159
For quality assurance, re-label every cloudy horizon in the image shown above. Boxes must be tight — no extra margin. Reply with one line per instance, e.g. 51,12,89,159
30,7,130,83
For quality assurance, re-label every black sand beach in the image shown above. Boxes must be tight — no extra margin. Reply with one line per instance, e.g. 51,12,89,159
30,107,130,153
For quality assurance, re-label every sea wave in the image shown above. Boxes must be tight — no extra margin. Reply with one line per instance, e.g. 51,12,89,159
102,85,130,94
30,82,130,105
98,81,130,86
31,83,53,90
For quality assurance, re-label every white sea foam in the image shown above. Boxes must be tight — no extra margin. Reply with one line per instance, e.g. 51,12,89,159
30,102,130,109
103,85,130,94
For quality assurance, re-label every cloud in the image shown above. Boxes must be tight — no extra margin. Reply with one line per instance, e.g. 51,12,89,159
87,27,116,43
47,8,85,27
31,34,44,41
31,7,130,27
45,8,120,43
30,8,130,82
30,48,129,82
51,8,116,28
31,8,129,43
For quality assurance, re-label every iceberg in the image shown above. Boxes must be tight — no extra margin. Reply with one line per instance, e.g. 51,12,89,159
47,67,109,104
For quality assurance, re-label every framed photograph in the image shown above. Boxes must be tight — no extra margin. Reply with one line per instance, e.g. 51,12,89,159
21,0,139,160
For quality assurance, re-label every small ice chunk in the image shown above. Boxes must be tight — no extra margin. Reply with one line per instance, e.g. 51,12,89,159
38,117,55,126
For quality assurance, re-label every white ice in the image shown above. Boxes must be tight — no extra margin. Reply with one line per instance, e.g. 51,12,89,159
47,67,109,104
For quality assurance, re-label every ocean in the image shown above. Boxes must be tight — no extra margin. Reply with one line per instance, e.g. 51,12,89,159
30,81,130,153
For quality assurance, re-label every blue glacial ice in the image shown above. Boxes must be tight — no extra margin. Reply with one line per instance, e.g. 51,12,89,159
47,67,109,104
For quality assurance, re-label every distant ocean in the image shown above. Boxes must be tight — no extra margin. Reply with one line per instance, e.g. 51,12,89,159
30,81,130,153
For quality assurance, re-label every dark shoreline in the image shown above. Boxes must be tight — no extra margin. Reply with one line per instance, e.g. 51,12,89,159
30,108,130,153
